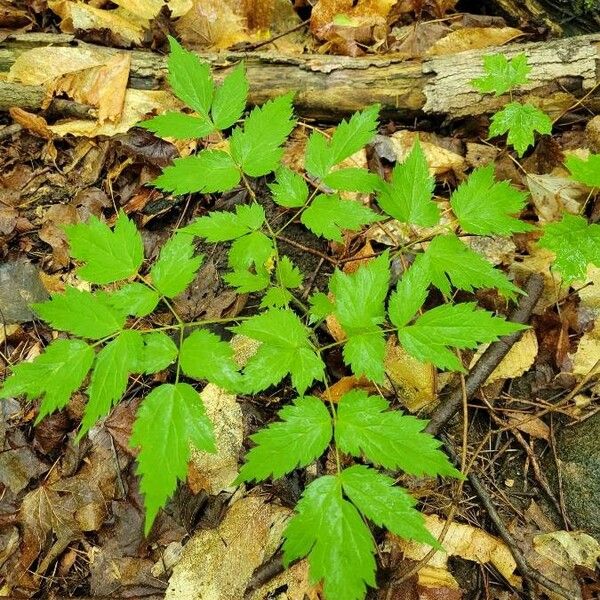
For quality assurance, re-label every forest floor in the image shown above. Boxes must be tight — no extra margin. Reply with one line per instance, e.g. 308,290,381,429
0,1,599,599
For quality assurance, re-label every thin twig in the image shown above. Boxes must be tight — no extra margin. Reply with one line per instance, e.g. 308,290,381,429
426,274,545,436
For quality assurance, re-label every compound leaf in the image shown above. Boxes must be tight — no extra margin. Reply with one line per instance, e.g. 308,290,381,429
230,92,296,177
538,213,600,282
450,165,533,235
167,35,213,116
237,395,332,483
0,339,94,422
398,302,527,371
376,140,439,227
283,475,376,600
472,53,530,96
211,62,248,130
335,390,461,477
183,203,265,241
340,465,440,547
153,150,241,195
139,112,214,140
131,382,215,534
80,329,143,436
33,287,125,340
150,233,203,298
489,102,552,157
65,210,144,284
179,329,243,391
421,234,521,299
301,193,381,242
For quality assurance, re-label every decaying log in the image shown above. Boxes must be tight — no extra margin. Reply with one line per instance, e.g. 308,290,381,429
1,32,600,120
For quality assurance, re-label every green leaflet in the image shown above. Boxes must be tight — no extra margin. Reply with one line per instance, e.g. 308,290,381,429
139,112,215,140
269,167,309,208
230,93,296,177
0,339,94,423
335,390,461,477
450,165,533,235
237,395,332,483
137,332,178,375
489,102,552,157
166,36,214,116
471,53,530,96
179,329,243,391
301,193,382,242
65,210,144,284
153,150,241,195
182,203,265,241
376,140,440,227
231,308,324,394
283,475,377,600
150,233,204,298
131,382,215,534
538,213,600,282
421,233,521,299
108,283,159,318
565,153,600,188
79,329,143,437
398,302,527,371
33,287,125,340
211,62,248,130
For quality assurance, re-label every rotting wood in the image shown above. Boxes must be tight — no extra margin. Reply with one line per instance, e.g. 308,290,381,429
1,32,600,120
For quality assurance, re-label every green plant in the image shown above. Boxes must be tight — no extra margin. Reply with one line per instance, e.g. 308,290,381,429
2,39,600,600
472,53,553,156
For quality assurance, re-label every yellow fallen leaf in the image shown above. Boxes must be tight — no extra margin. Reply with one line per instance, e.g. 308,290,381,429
533,531,600,571
384,336,437,413
470,330,538,385
571,320,600,380
394,514,520,587
527,173,588,223
48,89,182,137
165,496,294,600
50,53,130,123
427,27,524,56
389,130,466,176
8,45,115,86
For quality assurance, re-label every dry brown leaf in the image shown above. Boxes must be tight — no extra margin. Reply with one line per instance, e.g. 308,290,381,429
39,204,79,268
577,265,600,317
113,0,192,19
426,27,524,56
389,22,451,59
506,415,549,440
383,336,437,413
50,53,131,123
389,131,466,176
165,495,294,600
533,531,600,571
8,45,115,86
321,375,375,403
470,330,538,385
49,0,148,45
571,321,600,380
463,235,516,266
311,0,396,42
8,107,53,139
394,514,520,588
176,0,248,49
509,247,567,313
250,560,318,599
526,174,588,223
48,89,182,137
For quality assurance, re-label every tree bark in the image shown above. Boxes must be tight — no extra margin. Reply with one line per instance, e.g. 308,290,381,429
1,32,600,120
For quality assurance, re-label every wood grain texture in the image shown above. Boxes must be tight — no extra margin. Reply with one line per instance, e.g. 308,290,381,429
1,32,600,120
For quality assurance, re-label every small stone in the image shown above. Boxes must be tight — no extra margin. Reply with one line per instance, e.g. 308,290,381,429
585,115,600,153
553,412,600,540
0,259,49,324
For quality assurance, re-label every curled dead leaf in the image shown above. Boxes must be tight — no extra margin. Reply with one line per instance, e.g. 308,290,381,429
426,27,524,56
